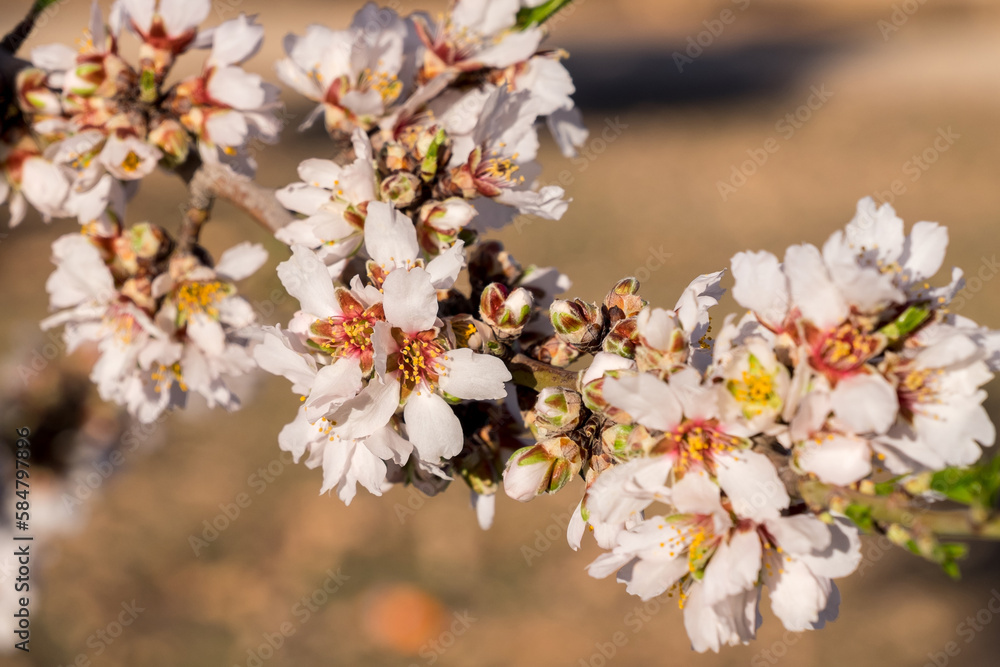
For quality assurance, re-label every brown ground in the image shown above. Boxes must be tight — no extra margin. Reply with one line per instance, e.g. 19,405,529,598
3,0,1000,666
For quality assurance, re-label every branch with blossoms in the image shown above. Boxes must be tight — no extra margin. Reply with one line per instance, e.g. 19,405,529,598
3,0,1000,655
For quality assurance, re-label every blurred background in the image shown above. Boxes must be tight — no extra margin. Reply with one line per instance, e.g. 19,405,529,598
2,0,1000,665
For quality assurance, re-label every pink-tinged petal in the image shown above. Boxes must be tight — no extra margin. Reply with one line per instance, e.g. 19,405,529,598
438,348,510,400
797,436,872,485
404,389,463,461
382,267,437,333
603,373,682,432
784,243,848,329
715,450,789,522
731,250,789,327
830,372,898,434
364,201,419,268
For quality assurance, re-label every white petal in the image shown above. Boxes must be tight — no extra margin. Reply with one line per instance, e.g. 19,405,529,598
210,14,264,67
797,436,872,485
830,373,898,434
382,267,438,333
215,242,267,281
731,250,789,327
438,349,510,400
603,373,682,431
784,244,848,329
715,450,790,522
702,530,762,605
276,245,339,318
364,201,419,268
404,390,464,461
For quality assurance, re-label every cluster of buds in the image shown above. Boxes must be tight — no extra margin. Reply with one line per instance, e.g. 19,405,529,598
5,0,281,227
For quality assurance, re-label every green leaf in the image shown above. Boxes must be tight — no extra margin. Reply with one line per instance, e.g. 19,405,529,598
878,305,931,344
844,503,875,533
930,457,1000,510
515,0,575,29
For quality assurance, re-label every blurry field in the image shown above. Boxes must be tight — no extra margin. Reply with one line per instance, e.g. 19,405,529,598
3,0,1000,666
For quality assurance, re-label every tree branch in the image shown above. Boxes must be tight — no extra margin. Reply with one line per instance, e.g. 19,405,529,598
506,352,580,391
799,479,1000,539
1,0,56,54
177,160,293,249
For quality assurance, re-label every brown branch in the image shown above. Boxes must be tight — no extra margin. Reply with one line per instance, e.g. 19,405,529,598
176,160,293,249
1,0,48,54
506,352,580,391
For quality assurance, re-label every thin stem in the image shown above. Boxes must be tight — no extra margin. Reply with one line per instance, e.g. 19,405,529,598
799,479,1000,539
515,0,577,29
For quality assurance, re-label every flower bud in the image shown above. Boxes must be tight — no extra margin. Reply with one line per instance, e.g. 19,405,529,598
529,387,583,439
604,277,645,324
16,68,62,116
550,298,605,351
581,371,632,424
528,336,581,368
148,118,191,168
380,171,422,208
417,127,449,182
503,436,582,502
380,142,414,173
480,283,533,340
602,318,639,358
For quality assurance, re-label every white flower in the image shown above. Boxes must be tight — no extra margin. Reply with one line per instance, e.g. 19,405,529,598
588,471,860,652
599,366,790,522
276,4,410,134
117,0,211,56
274,130,376,268
415,0,543,80
175,14,281,174
634,271,726,373
873,323,996,472
341,266,510,461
